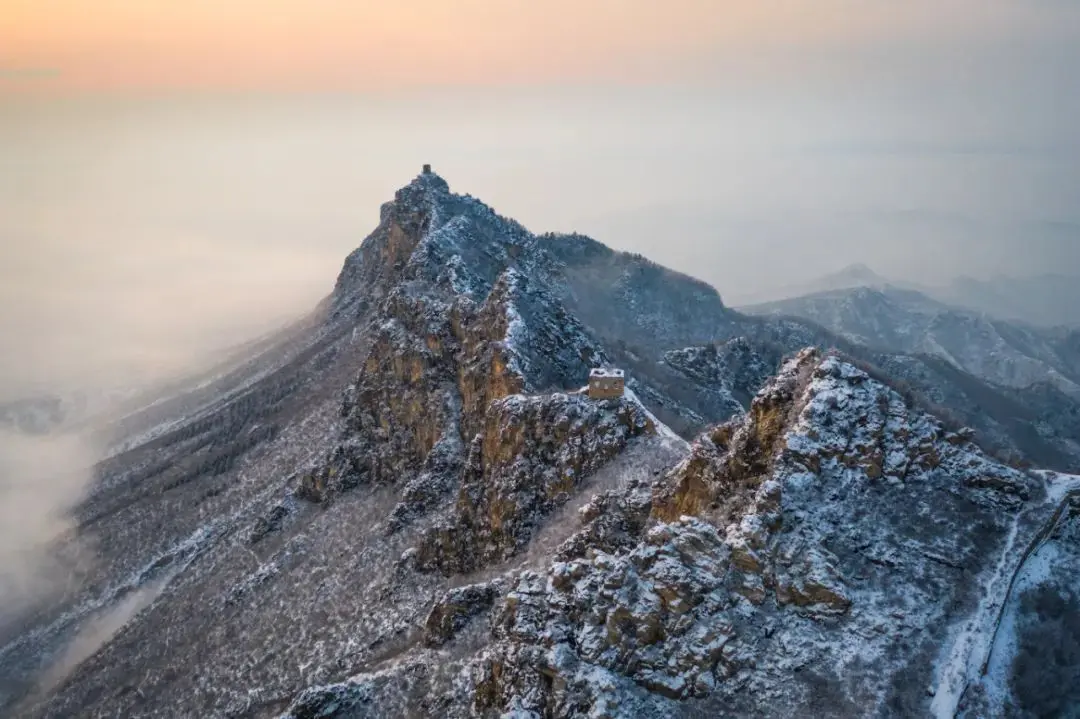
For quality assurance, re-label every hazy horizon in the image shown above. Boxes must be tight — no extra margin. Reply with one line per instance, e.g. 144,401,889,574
3,1,1079,403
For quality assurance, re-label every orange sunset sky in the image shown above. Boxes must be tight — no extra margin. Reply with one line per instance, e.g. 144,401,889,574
1,1,1061,93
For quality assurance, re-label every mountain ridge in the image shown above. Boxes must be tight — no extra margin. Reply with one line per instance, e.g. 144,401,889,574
742,283,1080,400
4,169,1079,718
738,263,1080,330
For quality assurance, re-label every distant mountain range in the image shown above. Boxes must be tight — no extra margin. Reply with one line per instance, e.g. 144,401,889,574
738,263,1080,329
741,283,1080,399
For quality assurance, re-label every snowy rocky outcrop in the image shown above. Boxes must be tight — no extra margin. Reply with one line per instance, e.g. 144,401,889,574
742,286,1080,470
417,393,654,575
278,349,1073,718
441,350,1038,717
296,180,626,542
711,312,1080,473
10,170,1080,719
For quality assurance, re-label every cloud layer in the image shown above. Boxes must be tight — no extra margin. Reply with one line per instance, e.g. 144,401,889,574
0,431,98,633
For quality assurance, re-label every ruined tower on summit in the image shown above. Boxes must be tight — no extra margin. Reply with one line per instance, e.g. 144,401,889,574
422,164,432,174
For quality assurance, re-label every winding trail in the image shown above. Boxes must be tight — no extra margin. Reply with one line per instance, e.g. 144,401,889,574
930,472,1080,718
979,484,1080,677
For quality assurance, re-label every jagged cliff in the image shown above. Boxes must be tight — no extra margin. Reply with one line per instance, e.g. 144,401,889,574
278,349,1076,718
416,392,654,575
7,170,1080,719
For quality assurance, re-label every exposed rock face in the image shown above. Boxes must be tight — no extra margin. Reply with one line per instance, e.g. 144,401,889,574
653,348,818,525
417,393,654,575
407,350,1032,717
275,349,1071,719
10,170,1080,719
723,314,1080,473
301,177,626,540
423,581,505,648
474,518,738,711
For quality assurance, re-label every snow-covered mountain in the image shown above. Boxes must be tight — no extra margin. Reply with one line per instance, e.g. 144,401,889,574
741,285,1080,401
4,170,1079,718
740,263,1080,330
732,262,895,306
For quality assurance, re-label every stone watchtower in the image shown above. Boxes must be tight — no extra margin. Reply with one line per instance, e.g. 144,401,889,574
588,368,625,399
422,164,432,174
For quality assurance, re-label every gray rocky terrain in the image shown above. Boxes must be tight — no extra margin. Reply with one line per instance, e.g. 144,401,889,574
3,170,1078,718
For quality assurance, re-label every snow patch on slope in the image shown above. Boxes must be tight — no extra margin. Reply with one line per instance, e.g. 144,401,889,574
930,514,1023,718
932,471,1080,717
624,387,690,454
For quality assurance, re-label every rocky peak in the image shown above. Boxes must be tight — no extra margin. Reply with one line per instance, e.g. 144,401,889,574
657,347,1034,520
652,347,820,524
277,341,1061,719
394,350,1048,717
831,262,888,286
330,169,517,312
301,173,666,547
18,170,1080,719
